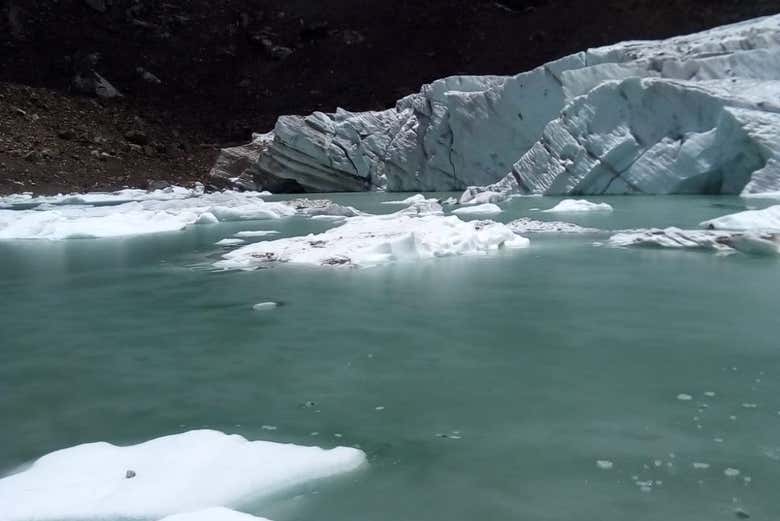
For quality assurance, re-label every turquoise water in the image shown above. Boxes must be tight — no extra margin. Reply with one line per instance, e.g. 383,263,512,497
1,194,780,520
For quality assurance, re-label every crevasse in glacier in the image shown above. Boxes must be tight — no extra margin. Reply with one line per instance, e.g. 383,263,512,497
213,15,780,195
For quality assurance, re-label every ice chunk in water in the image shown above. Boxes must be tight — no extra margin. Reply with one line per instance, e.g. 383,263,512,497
0,430,366,521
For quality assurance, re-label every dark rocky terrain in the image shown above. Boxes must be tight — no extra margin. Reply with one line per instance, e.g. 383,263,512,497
1,0,777,194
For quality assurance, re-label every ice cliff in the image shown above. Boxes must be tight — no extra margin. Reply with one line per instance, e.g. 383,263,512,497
213,15,780,196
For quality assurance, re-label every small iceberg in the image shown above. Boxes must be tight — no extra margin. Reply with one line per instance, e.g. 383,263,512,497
216,204,528,270
0,430,366,521
158,508,271,521
0,191,296,240
381,194,433,205
508,218,599,234
252,302,279,311
216,238,246,246
608,227,780,256
235,230,279,238
701,205,780,231
452,203,502,216
542,200,613,213
458,191,507,205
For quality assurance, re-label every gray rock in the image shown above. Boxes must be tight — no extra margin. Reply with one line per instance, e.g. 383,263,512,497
125,469,136,479
124,130,148,146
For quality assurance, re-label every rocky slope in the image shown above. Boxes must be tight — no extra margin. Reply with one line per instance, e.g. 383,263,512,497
2,0,777,194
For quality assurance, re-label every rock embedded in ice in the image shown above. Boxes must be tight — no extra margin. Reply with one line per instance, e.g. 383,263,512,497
542,200,613,213
158,508,271,521
215,206,528,270
507,218,599,234
451,203,503,216
702,205,780,231
0,430,366,521
220,15,780,197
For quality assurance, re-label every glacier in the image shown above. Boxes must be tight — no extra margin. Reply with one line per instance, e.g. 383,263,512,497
213,15,780,197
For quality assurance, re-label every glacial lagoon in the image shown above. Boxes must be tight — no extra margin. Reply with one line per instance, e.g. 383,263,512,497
1,193,780,520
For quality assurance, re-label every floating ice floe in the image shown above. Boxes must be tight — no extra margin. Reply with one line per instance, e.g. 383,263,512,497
158,508,271,521
216,204,528,269
0,191,368,241
0,430,366,521
0,191,297,240
0,184,206,209
701,205,780,231
380,194,435,205
235,230,280,238
458,191,507,205
216,238,247,246
284,198,363,218
542,200,613,213
252,302,279,311
608,227,780,255
451,203,503,216
596,460,614,470
507,218,599,234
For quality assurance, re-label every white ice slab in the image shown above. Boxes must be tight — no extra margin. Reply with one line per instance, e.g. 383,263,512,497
235,231,280,238
542,200,613,213
158,508,271,521
701,205,780,230
380,194,435,205
216,238,247,246
508,218,599,234
217,206,528,269
0,430,366,521
451,203,503,216
0,191,296,240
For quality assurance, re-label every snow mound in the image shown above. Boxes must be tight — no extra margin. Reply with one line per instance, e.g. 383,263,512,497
216,208,528,269
701,205,780,230
0,191,304,240
0,430,366,521
158,508,271,521
542,200,613,213
508,218,599,234
451,203,503,216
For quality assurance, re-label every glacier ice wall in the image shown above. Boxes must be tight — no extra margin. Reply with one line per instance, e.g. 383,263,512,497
214,15,780,195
